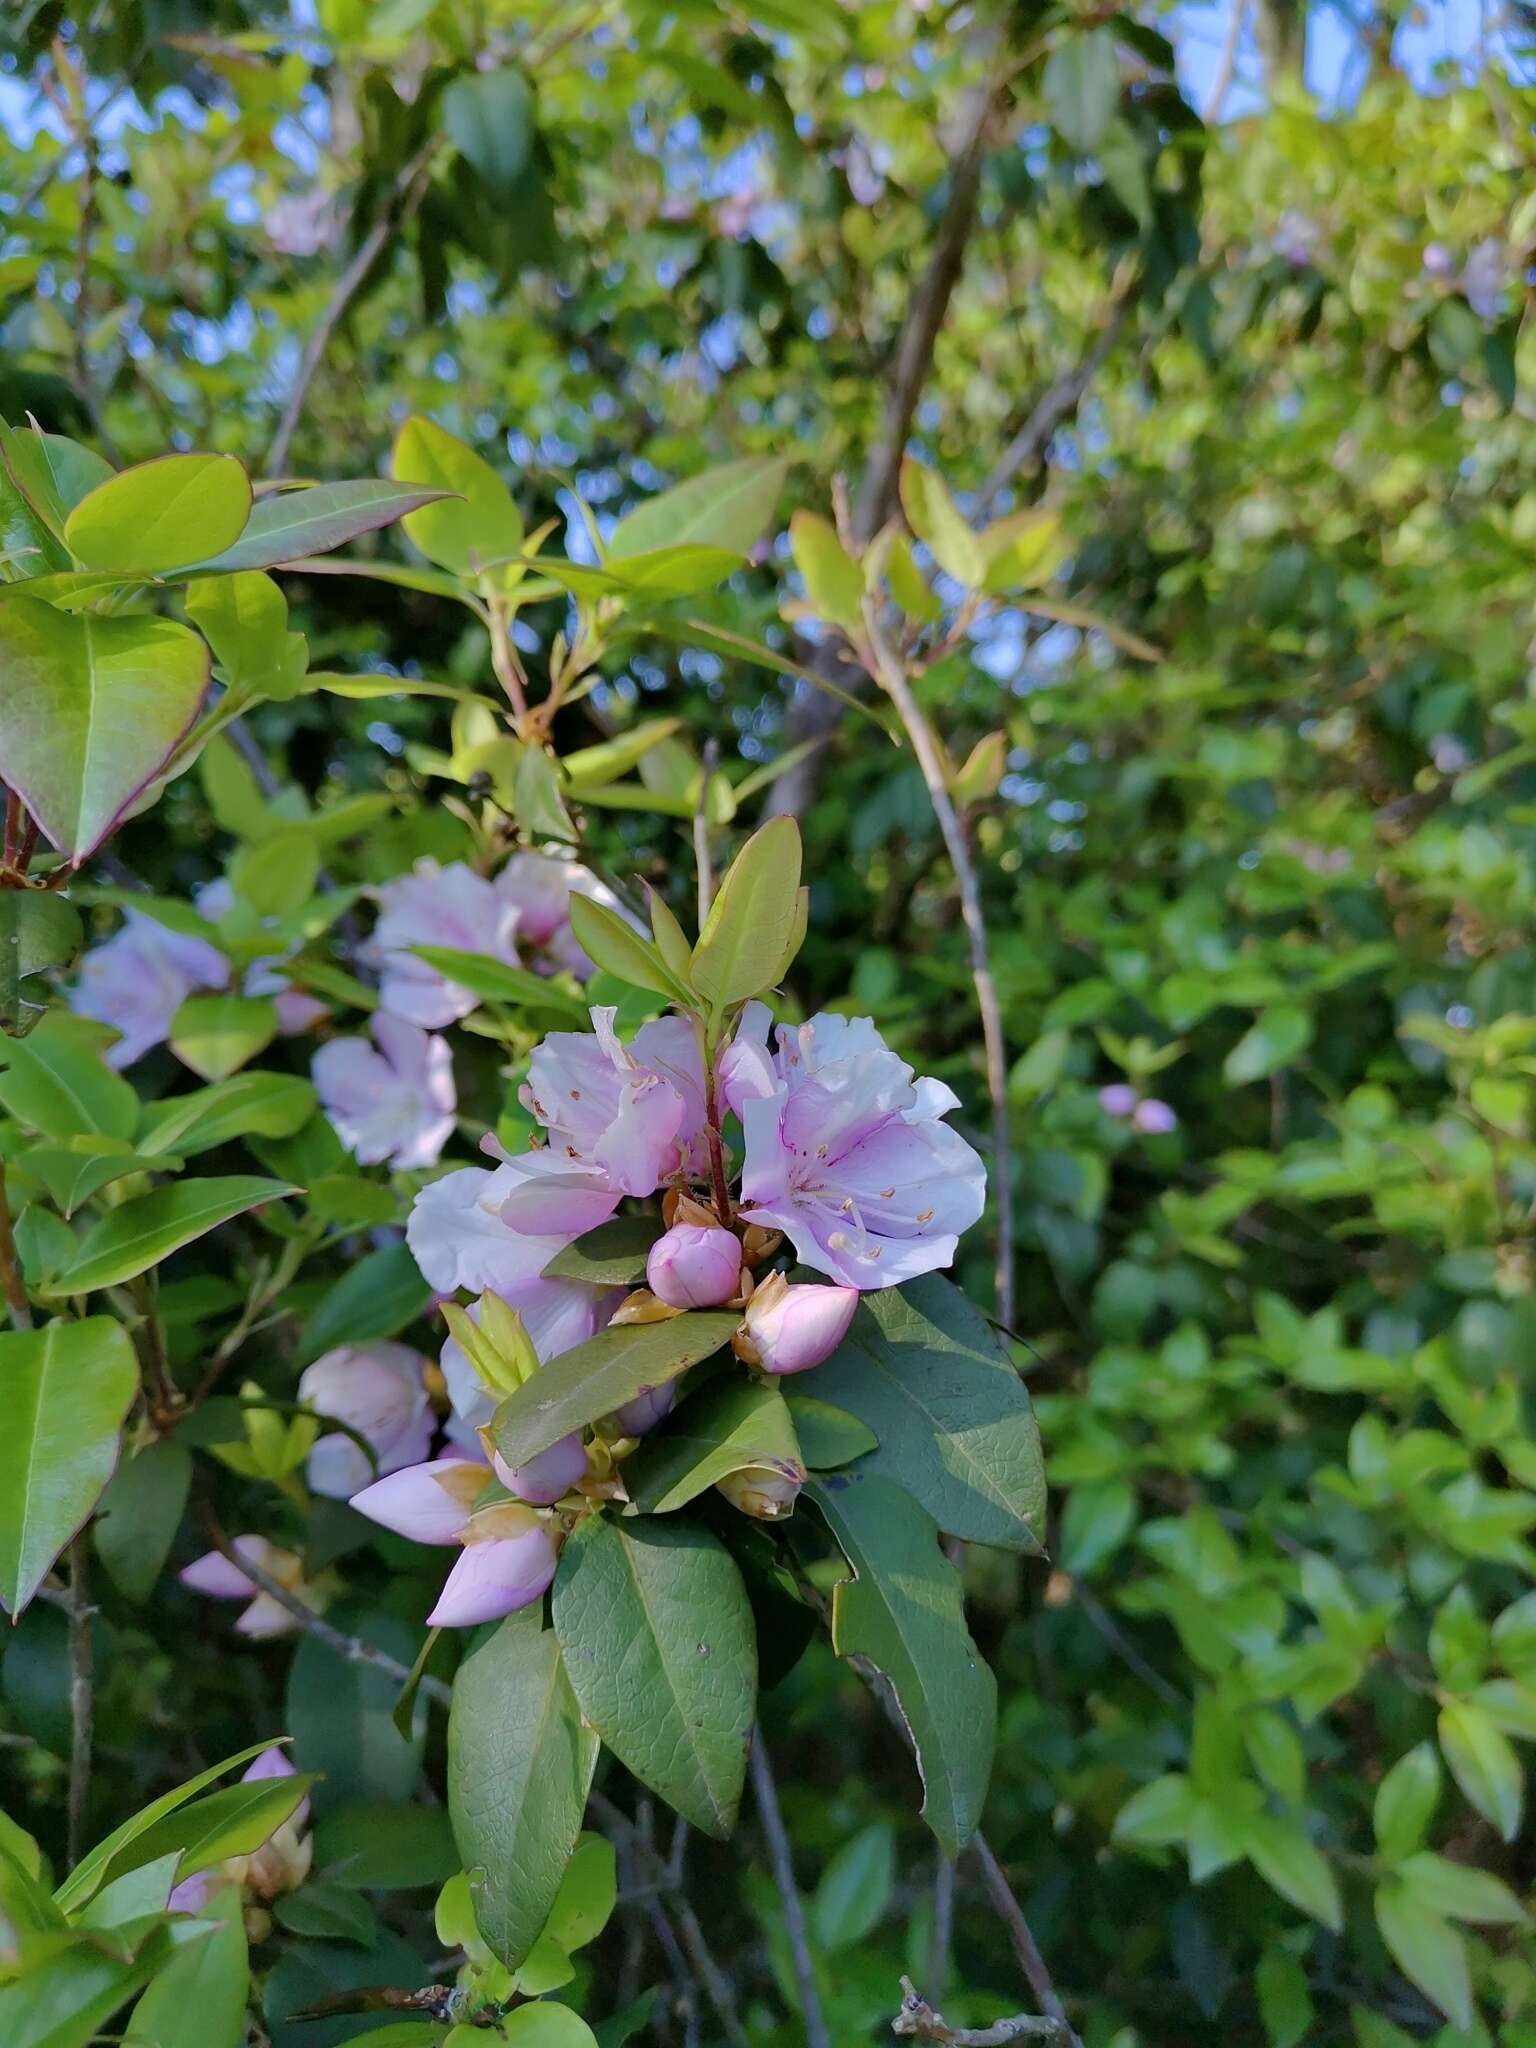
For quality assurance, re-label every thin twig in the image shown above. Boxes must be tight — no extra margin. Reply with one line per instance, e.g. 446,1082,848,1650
977,278,1139,514
196,1509,452,1706
0,1162,33,1330
749,1727,831,2048
861,604,1015,1327
971,1837,1080,2046
893,1977,1067,2043
66,1534,94,1870
927,1853,956,2003
1204,0,1249,121
265,141,437,477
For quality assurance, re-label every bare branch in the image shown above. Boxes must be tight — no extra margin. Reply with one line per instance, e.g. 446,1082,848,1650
971,1838,1080,2047
926,1851,956,2004
892,1977,1068,2044
1204,0,1250,122
66,1534,94,1869
750,1727,831,2048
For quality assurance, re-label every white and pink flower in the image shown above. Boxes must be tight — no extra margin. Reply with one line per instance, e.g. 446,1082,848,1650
349,1459,559,1628
368,857,522,1028
297,1340,434,1500
313,1013,457,1170
178,1535,314,1639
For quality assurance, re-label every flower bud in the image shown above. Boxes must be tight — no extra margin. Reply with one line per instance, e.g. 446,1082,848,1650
427,1519,559,1628
611,1381,677,1438
298,1342,432,1500
716,1460,803,1520
1132,1098,1178,1135
740,1271,858,1376
646,1223,742,1309
1098,1083,1138,1119
490,1429,588,1505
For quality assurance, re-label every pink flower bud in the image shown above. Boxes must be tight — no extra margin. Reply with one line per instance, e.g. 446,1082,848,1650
350,1458,485,1545
168,1867,225,1915
1132,1098,1178,1135
490,1430,588,1505
646,1223,742,1308
1098,1083,1138,1119
743,1274,858,1376
715,1462,803,1519
427,1525,559,1628
611,1382,677,1437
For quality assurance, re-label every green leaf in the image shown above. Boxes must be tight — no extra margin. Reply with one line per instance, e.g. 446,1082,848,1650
0,594,210,861
272,1882,379,1943
65,453,251,575
286,1609,426,1809
809,1469,996,1858
1255,1949,1313,2048
125,1889,247,2048
392,415,522,577
185,572,307,699
541,1834,617,1954
23,1142,160,1217
181,481,452,574
53,1176,296,1295
93,1437,191,1604
625,1377,804,1514
1438,1697,1523,1840
811,1823,895,1951
497,2007,599,2047
113,1774,315,1888
898,461,984,587
168,995,278,1083
0,423,110,544
1043,30,1120,152
811,1275,1045,1551
297,1244,432,1365
690,817,803,1009
0,1937,166,2048
563,722,685,792
442,68,536,205
489,1312,738,1466
1242,1814,1342,1931
783,1395,878,1469
448,1606,598,1969
411,946,588,1021
0,891,82,1036
789,510,864,631
136,1073,316,1158
311,1801,458,1891
609,456,787,560
1397,1850,1527,1925
1223,1005,1313,1086
1373,1742,1441,1862
1374,1879,1472,2029
0,1011,138,1141
229,828,320,920
542,1216,660,1286
1112,1773,1196,1847
0,1316,138,1616
553,1514,755,1837
566,895,690,1004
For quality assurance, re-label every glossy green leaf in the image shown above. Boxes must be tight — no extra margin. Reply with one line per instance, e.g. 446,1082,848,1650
812,1274,1045,1550
53,1176,296,1295
136,1073,316,1158
542,1216,660,1286
411,946,587,1021
125,1889,247,2048
1438,1697,1522,1840
65,453,251,575
809,1469,996,1858
23,1141,159,1216
1374,1879,1472,2029
553,1514,755,1837
566,895,689,1003
625,1377,804,1514
168,995,278,1082
181,481,452,574
489,1311,738,1466
0,1011,138,1141
0,891,82,1036
393,415,521,577
690,817,803,1008
448,1606,598,1969
93,1437,191,1604
609,455,787,560
0,594,210,860
185,572,308,699
0,1316,138,1616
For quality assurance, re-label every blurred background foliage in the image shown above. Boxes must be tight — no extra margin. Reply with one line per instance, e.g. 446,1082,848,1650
3,0,1536,2043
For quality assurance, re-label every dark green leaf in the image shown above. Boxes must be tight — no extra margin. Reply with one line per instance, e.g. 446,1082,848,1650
442,68,535,205
0,891,82,1036
542,1216,660,1285
489,1312,738,1466
93,1437,191,1604
181,482,453,574
53,1176,296,1295
624,1377,803,1514
297,1245,432,1366
783,1395,877,1469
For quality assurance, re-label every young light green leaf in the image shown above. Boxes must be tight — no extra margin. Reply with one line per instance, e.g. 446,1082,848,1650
168,995,279,1083
0,595,210,860
1224,1006,1313,1086
609,456,787,560
1242,1813,1342,1932
810,1469,996,1859
566,895,691,1004
690,817,803,1009
541,1834,617,1954
625,1378,804,1514
643,886,695,987
1112,1773,1197,1847
1373,1879,1472,2029
52,1176,297,1296
789,509,865,631
0,1317,138,1616
392,415,522,577
489,1313,738,1467
1373,1742,1441,1862
553,1515,756,1837
1438,1697,1523,1840
1397,1850,1527,1925
448,1606,598,1970
185,572,307,699
65,453,251,575
136,1073,316,1159
898,461,985,587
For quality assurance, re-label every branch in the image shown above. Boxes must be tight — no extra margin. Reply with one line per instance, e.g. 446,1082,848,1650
893,1978,1068,2044
971,1838,1080,2046
927,1851,956,2004
197,1509,452,1706
749,1727,831,2048
861,603,1016,1327
1204,0,1249,122
66,1534,94,1870
265,142,438,478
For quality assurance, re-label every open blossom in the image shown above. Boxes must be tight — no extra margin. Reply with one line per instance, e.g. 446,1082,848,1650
313,1013,456,1169
497,850,633,980
169,1749,312,1914
407,1007,709,1297
179,1536,313,1638
723,1007,986,1290
70,906,229,1068
350,1460,559,1627
368,857,522,1027
298,1341,434,1499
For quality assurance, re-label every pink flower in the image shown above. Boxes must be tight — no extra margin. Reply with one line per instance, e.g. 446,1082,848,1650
298,1341,434,1500
741,1271,858,1375
495,851,635,981
349,1461,558,1628
441,1280,616,1447
647,1223,742,1308
407,1008,709,1296
179,1536,311,1639
725,1006,986,1291
1132,1098,1178,1135
312,1014,456,1170
70,906,229,1068
368,858,521,1028
491,1433,588,1506
1098,1083,1138,1118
